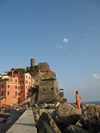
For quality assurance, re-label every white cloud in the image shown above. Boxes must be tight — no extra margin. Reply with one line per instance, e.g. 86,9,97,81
93,74,100,79
63,38,69,43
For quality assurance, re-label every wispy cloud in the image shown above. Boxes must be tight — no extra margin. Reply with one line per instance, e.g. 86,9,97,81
64,48,67,51
90,27,93,30
56,45,67,51
85,27,96,36
85,33,89,36
63,38,69,43
93,74,100,79
56,45,62,48
56,37,69,51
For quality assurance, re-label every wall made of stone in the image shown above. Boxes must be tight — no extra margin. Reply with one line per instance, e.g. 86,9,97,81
38,80,59,103
53,80,59,98
37,62,49,70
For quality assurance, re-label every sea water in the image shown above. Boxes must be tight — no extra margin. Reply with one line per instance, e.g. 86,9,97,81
82,101,100,105
70,101,100,105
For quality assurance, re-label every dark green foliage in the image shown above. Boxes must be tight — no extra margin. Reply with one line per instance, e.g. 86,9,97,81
26,65,38,72
26,66,31,72
14,68,26,75
31,65,38,71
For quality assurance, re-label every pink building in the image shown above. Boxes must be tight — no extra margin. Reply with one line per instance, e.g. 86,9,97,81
0,68,31,107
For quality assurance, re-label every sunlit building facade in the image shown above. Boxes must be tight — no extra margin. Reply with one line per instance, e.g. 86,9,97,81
0,68,31,107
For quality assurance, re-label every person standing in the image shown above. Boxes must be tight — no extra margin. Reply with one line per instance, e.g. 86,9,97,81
76,91,81,109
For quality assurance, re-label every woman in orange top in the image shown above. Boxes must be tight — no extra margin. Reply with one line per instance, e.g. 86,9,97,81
76,91,81,109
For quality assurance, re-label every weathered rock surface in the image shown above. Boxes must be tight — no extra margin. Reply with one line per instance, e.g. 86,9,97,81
53,97,67,103
80,104,100,133
75,119,82,127
81,103,94,112
55,102,81,127
32,107,40,124
39,109,49,116
62,125,89,133
37,112,61,133
39,103,56,109
33,102,100,133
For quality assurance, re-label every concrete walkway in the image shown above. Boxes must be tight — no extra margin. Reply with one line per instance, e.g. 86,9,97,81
7,108,37,133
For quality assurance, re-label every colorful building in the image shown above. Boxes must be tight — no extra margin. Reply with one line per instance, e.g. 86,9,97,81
0,68,31,107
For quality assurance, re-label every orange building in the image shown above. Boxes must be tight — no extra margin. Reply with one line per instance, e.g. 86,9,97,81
0,68,31,107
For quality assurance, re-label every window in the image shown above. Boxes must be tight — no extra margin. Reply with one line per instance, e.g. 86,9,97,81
26,86,27,89
43,89,45,91
15,86,17,89
10,79,12,81
18,97,20,102
29,82,30,84
15,92,17,96
2,91,3,95
21,86,23,89
8,85,10,88
18,93,20,96
21,76,23,78
7,91,9,95
25,80,28,84
29,77,30,79
26,76,27,78
51,88,54,90
36,80,38,82
20,81,23,84
15,79,17,82
18,86,20,89
21,91,23,94
2,85,3,88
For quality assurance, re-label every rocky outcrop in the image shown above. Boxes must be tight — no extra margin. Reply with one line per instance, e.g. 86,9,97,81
55,102,81,127
32,102,100,133
62,125,89,133
80,104,100,133
37,112,61,133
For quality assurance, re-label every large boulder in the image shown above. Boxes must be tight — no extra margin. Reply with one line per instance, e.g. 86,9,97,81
37,112,61,133
81,103,93,113
39,109,49,116
62,125,89,133
52,102,81,131
80,105,100,133
39,103,56,109
52,97,67,103
32,107,40,125
55,102,81,127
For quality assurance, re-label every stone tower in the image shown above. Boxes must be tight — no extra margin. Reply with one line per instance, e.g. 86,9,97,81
31,58,35,67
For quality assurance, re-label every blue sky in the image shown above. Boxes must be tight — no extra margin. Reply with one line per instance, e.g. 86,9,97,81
0,0,100,103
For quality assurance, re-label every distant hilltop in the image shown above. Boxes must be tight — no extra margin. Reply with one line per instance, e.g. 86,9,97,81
26,58,56,80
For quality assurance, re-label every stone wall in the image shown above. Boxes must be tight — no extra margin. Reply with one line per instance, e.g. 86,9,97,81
37,62,49,70
37,80,59,103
